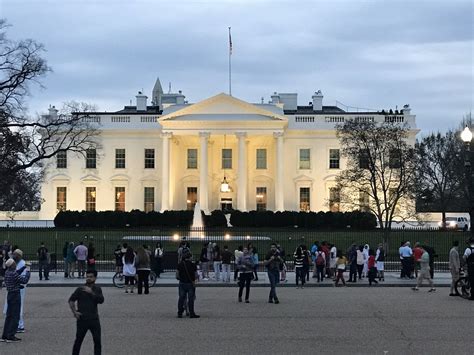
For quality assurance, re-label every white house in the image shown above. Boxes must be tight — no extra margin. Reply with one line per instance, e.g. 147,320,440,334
38,78,418,220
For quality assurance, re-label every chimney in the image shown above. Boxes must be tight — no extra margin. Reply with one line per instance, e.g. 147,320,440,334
136,91,148,111
312,90,323,111
271,92,280,104
402,104,411,115
48,105,58,119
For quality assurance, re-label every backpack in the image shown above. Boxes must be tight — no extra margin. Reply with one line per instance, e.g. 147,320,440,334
316,252,325,266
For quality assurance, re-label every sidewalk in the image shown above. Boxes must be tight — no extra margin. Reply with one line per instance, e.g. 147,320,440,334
24,271,452,287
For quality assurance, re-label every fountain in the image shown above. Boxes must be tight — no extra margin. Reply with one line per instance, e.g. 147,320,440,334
190,203,205,238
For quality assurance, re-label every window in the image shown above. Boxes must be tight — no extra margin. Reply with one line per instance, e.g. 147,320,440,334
359,149,369,169
57,151,67,169
389,149,401,168
85,187,96,211
144,187,154,212
299,149,310,169
115,187,125,211
56,187,67,211
222,149,232,169
329,149,340,169
187,187,198,210
187,149,197,169
256,187,267,211
115,149,126,169
144,149,155,169
256,149,267,169
329,187,340,212
86,149,96,169
299,187,310,211
359,190,369,212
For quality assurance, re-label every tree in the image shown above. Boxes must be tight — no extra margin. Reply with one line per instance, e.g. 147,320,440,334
335,120,417,232
415,131,464,227
0,20,99,211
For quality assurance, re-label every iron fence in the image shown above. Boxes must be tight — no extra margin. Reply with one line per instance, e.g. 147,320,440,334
0,227,470,272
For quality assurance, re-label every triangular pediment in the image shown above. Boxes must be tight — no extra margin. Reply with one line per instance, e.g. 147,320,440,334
159,93,286,122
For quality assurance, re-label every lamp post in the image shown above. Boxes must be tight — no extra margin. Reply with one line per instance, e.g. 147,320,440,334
460,126,473,235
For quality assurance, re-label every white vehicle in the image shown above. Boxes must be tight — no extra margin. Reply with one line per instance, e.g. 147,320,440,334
438,216,469,230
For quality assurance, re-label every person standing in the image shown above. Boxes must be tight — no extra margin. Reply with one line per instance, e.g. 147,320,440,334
412,246,435,292
293,246,305,289
301,245,311,282
69,269,104,355
367,249,378,286
66,242,77,278
135,247,151,295
348,243,358,283
329,243,337,280
87,242,96,271
113,244,124,276
233,245,243,282
153,242,164,278
122,247,136,294
362,244,370,278
213,243,222,281
74,242,88,278
334,250,347,287
315,249,326,282
177,248,199,318
237,247,254,302
448,241,460,296
63,241,70,278
400,241,413,279
264,243,282,304
375,243,385,281
199,242,210,281
221,245,232,283
37,242,50,281
3,249,28,334
310,241,319,278
413,242,423,278
1,258,30,342
462,237,474,300
356,245,366,280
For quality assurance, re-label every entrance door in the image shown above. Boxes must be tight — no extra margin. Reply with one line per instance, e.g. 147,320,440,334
221,198,233,212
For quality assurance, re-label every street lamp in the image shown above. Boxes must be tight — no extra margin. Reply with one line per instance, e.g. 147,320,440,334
460,126,473,235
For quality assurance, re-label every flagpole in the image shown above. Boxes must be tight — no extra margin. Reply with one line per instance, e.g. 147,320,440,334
228,26,232,96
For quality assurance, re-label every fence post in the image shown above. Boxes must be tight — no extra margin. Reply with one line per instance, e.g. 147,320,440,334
55,231,58,274
102,232,106,271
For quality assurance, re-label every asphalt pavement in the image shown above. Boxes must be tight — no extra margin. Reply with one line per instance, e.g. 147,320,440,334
0,286,471,354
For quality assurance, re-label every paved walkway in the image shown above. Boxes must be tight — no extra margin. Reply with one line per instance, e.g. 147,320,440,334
26,270,452,287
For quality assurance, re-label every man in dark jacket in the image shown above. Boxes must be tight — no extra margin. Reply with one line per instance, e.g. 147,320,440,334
177,249,200,318
69,269,104,355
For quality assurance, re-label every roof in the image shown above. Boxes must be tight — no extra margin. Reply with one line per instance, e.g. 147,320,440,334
284,105,346,115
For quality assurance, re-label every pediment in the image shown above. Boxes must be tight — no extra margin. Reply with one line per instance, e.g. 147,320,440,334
50,173,71,182
80,174,101,182
110,174,129,182
293,174,314,183
159,93,287,122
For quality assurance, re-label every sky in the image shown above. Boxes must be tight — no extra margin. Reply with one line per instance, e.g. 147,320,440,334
2,0,473,134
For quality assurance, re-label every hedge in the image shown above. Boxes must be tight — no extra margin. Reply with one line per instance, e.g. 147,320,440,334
54,209,376,229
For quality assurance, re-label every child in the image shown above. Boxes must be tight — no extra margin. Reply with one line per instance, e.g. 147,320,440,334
367,249,378,286
335,250,347,286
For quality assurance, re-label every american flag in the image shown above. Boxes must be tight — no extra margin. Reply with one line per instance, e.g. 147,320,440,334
229,27,232,55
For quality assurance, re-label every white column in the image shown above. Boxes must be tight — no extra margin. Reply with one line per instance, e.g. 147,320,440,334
236,132,247,211
274,132,284,211
199,132,210,213
160,132,172,211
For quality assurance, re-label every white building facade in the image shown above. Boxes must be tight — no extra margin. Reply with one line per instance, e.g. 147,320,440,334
39,79,418,220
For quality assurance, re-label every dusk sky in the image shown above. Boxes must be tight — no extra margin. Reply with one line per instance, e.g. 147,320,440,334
2,0,473,134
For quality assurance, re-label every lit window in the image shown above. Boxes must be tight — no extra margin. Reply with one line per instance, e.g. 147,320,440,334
299,149,310,169
299,187,310,211
57,187,67,211
86,187,96,211
256,149,267,169
115,187,125,211
256,187,267,211
329,187,340,212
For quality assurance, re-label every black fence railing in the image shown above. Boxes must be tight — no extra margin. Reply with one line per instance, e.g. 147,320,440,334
0,227,470,272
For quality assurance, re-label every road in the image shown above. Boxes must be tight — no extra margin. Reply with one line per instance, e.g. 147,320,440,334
0,287,471,354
